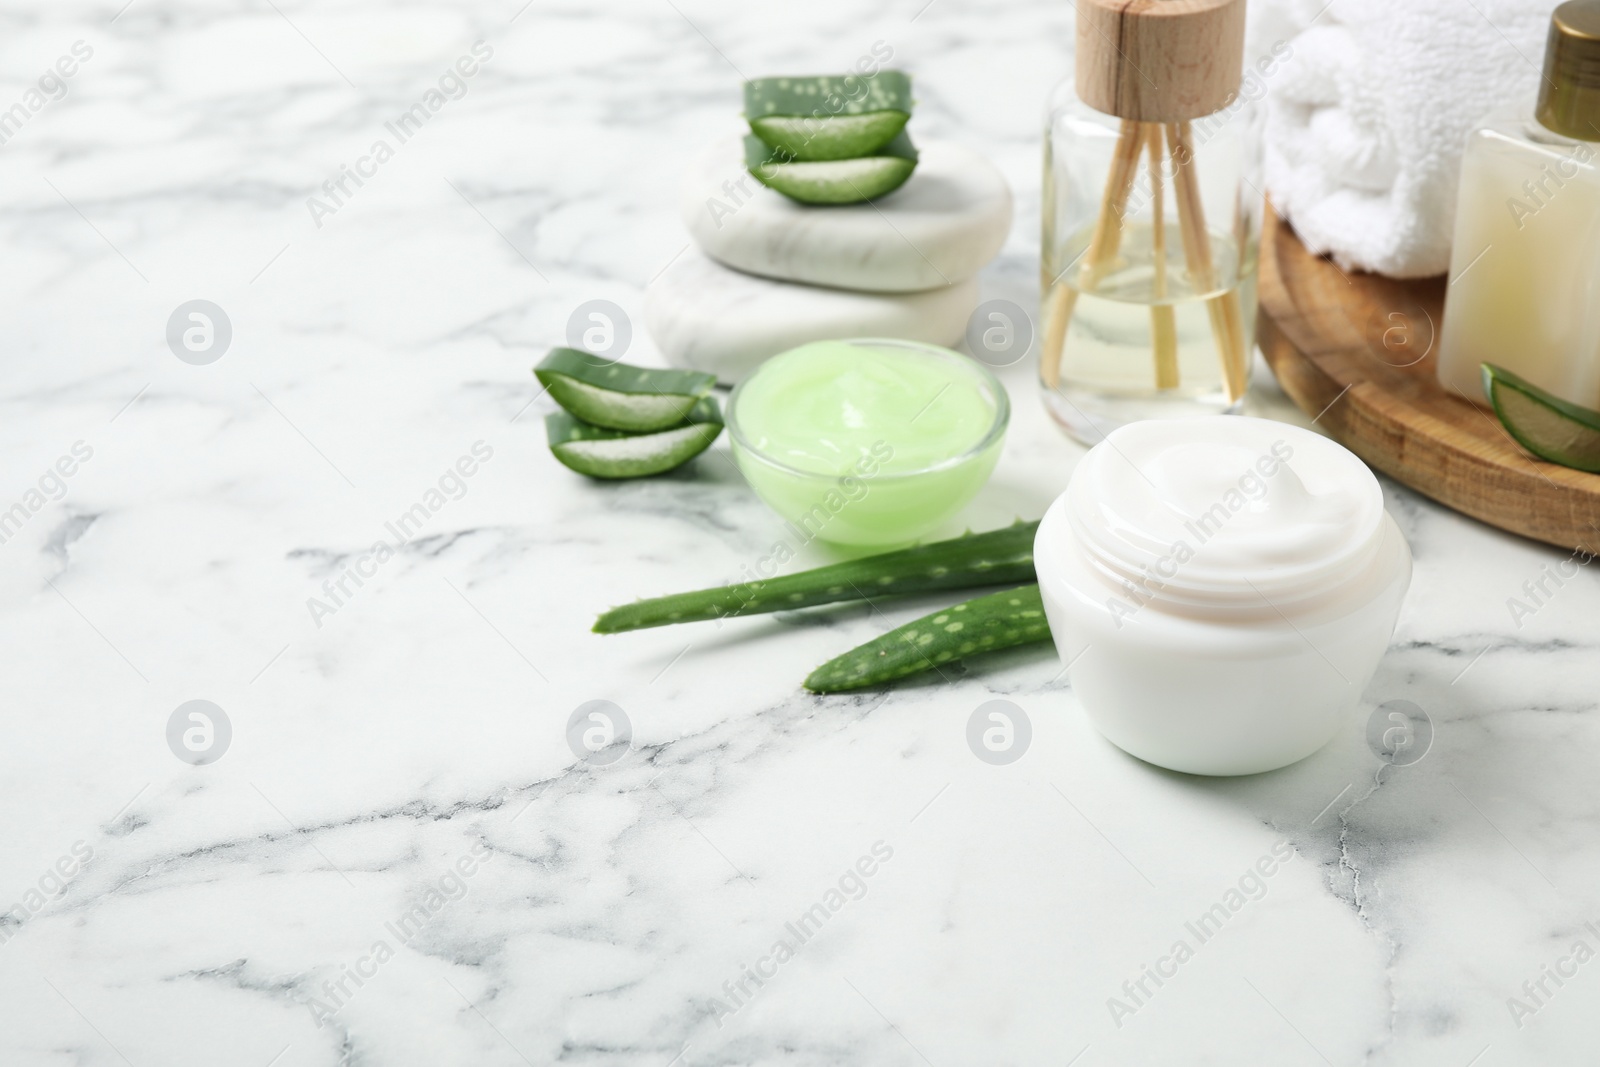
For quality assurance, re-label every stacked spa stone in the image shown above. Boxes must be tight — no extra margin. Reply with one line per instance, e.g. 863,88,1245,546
646,75,1012,384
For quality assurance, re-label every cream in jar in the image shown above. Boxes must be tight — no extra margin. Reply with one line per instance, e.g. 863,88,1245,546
1035,417,1412,775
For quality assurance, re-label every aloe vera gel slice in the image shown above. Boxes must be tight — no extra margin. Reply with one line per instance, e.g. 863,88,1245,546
745,131,918,205
745,71,914,167
748,112,910,162
1483,362,1600,472
546,399,723,479
535,348,716,432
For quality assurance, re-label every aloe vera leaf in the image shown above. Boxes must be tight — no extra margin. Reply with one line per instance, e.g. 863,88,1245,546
545,399,722,480
804,584,1050,693
743,72,913,119
749,111,909,161
745,131,918,205
593,520,1039,634
1483,362,1600,473
535,348,717,432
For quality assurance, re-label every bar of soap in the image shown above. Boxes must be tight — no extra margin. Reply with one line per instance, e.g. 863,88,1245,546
682,138,1012,293
644,250,980,384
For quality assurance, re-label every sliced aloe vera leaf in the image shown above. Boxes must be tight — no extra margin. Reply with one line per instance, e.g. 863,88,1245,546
546,399,723,480
535,348,716,432
745,131,918,205
749,111,909,161
743,71,913,120
1483,362,1600,473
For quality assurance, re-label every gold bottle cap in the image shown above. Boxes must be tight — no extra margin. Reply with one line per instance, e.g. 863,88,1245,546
1075,0,1247,123
1537,0,1600,140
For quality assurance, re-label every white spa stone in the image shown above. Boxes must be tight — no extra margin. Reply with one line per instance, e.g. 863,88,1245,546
681,137,1013,293
644,249,981,383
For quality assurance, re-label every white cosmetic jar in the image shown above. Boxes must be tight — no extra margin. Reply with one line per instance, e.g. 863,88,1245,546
1035,417,1412,776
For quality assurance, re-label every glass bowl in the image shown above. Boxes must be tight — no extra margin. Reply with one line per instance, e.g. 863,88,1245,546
725,338,1010,548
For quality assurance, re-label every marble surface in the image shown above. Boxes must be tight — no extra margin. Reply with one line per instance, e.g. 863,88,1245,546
4,2,1600,1066
646,250,980,383
684,138,1013,292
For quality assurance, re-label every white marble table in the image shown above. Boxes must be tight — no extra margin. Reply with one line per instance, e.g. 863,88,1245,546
4,2,1599,1065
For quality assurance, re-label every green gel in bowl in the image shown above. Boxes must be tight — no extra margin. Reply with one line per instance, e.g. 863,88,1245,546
726,339,1010,547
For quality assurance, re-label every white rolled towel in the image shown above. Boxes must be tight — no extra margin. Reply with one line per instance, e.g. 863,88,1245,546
1251,0,1550,278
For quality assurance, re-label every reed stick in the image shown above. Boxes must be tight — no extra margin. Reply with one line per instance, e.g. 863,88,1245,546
1165,121,1249,402
1039,118,1145,389
1147,126,1180,390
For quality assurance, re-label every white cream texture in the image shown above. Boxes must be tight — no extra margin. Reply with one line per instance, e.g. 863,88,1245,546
1064,417,1384,607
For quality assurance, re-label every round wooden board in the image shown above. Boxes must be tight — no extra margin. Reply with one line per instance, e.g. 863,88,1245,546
1257,208,1600,555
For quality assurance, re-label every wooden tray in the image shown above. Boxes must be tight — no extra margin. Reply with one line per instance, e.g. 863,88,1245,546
1257,209,1600,554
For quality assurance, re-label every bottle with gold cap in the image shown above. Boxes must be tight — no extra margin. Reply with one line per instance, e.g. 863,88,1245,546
1437,0,1600,408
1038,0,1266,444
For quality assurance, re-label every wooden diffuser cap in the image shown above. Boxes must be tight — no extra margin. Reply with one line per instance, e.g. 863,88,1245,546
1076,0,1247,122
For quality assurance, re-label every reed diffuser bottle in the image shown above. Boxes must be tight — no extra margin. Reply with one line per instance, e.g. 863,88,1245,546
1039,0,1263,443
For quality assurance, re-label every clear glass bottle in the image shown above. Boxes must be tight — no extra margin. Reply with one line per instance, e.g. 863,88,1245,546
1039,0,1264,444
1436,1,1600,409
